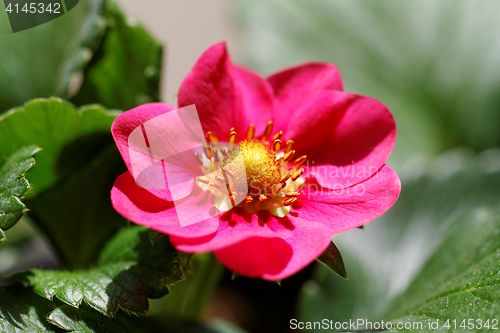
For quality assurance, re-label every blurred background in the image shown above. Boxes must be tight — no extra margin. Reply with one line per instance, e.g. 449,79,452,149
1,1,500,332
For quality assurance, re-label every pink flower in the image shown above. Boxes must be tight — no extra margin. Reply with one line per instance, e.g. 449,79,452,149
111,43,401,281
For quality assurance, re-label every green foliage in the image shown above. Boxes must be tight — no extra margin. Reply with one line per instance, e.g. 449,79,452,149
0,287,62,332
0,146,39,244
0,98,119,196
0,98,125,267
0,0,106,112
237,0,500,160
386,210,500,332
299,149,500,330
316,242,347,279
47,305,232,333
10,225,185,316
71,1,163,110
0,0,161,113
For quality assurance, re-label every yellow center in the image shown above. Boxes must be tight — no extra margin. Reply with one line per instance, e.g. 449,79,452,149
194,122,306,217
223,140,281,197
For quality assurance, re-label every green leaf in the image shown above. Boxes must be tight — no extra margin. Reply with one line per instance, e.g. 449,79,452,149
0,98,125,267
0,286,62,332
0,98,119,196
70,1,162,110
10,225,186,316
386,209,500,332
0,146,39,242
0,0,106,112
237,0,500,159
48,306,132,333
25,144,126,268
47,304,226,333
316,242,347,279
299,149,500,329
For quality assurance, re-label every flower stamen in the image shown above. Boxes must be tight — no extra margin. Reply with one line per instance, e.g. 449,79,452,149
207,131,218,143
284,150,295,162
262,120,273,140
273,139,282,152
246,124,255,140
229,131,237,143
194,120,307,218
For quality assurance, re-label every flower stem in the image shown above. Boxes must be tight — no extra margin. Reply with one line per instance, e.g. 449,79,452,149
183,252,224,320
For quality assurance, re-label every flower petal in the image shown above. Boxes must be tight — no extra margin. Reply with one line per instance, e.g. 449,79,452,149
169,208,294,253
112,103,205,201
297,164,401,234
213,216,332,281
178,42,274,140
111,172,219,238
268,62,343,134
284,90,396,188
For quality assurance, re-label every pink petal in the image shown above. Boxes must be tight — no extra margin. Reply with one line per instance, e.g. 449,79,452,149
112,103,208,201
178,42,274,139
111,172,219,238
297,164,401,234
170,208,294,253
284,90,396,188
268,62,343,134
213,216,332,281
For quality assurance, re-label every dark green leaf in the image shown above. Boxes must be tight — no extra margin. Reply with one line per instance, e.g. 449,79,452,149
299,149,500,329
316,242,347,279
71,1,162,110
0,146,39,242
0,98,119,196
11,225,186,316
0,98,125,267
0,0,106,112
25,144,126,268
0,286,62,332
47,304,226,333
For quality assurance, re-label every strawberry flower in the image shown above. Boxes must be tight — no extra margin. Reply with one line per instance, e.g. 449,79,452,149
111,43,401,280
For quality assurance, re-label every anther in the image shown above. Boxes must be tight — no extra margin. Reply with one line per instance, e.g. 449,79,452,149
243,195,253,209
213,150,220,163
273,139,282,152
229,131,237,143
215,176,225,184
219,149,228,157
246,124,255,140
294,155,307,167
285,140,294,154
203,146,213,159
285,191,300,197
262,120,273,139
196,176,210,184
280,173,291,183
291,168,305,181
272,183,283,195
210,182,222,190
255,194,268,210
283,197,297,206
194,152,203,165
207,131,218,143
223,168,235,179
284,150,296,162
273,131,283,141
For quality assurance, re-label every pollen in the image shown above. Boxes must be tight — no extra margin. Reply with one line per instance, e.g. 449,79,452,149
194,122,307,217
